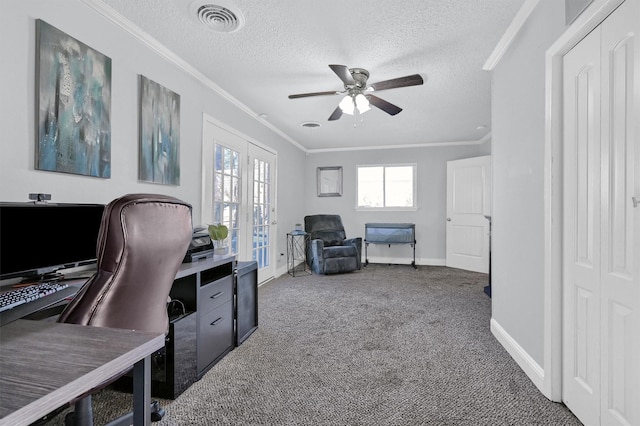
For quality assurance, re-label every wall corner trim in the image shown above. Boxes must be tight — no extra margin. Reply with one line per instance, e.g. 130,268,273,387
483,0,541,71
490,318,549,398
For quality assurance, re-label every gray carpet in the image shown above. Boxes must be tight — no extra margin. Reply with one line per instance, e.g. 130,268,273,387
43,264,582,425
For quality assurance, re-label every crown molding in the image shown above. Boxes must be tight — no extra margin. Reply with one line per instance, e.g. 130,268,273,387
306,132,492,154
79,0,304,151
483,0,540,71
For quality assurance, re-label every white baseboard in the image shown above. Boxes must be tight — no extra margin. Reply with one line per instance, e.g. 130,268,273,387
364,256,445,266
490,318,545,394
274,265,288,280
274,258,446,279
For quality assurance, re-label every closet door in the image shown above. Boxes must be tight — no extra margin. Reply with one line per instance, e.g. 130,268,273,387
599,0,640,423
563,1,640,425
562,24,602,426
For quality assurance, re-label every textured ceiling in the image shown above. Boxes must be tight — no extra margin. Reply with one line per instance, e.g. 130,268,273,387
97,0,526,151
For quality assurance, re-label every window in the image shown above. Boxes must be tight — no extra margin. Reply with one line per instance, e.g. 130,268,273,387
357,164,416,209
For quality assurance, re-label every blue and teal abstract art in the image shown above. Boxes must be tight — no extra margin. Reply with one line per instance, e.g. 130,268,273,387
139,76,180,186
36,20,111,178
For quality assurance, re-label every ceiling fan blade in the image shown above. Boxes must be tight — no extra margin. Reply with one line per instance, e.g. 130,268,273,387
329,64,355,86
369,74,424,91
328,106,343,121
366,95,403,116
288,90,340,99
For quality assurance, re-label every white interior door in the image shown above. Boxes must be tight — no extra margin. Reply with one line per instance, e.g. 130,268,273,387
562,24,602,425
599,1,639,423
562,1,640,424
247,143,276,284
445,155,491,273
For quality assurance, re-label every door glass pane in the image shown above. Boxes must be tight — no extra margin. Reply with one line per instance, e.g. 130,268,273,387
223,149,231,174
213,202,221,223
252,157,271,268
230,228,238,254
215,148,223,171
231,150,239,176
229,204,238,228
231,177,239,203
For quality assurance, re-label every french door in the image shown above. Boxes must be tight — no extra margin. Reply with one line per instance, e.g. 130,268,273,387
202,117,276,284
247,143,276,283
562,1,640,424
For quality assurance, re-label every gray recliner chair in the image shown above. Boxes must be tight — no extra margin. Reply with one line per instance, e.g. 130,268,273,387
304,214,362,275
57,193,193,426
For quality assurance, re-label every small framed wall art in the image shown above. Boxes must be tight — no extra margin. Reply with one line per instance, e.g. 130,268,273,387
317,166,343,197
138,75,181,185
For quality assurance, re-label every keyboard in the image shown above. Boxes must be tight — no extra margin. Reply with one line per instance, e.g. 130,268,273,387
0,281,69,313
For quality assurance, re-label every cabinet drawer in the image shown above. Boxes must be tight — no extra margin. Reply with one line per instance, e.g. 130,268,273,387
198,275,232,313
197,300,234,374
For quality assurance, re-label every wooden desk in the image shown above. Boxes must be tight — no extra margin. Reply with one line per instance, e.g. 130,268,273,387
0,320,164,426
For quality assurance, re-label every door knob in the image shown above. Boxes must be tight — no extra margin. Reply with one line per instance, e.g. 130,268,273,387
633,197,639,208
447,218,451,221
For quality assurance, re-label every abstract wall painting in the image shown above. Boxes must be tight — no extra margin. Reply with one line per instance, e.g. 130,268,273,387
139,75,180,185
36,19,112,178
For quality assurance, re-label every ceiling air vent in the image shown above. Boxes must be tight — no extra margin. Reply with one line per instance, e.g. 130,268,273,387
189,1,245,33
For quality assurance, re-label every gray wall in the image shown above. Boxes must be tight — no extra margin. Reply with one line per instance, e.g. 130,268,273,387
0,0,307,271
304,143,491,264
490,0,566,366
1,1,492,276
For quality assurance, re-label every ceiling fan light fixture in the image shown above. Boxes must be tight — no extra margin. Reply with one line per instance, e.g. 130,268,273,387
355,94,370,113
339,95,355,115
339,93,370,115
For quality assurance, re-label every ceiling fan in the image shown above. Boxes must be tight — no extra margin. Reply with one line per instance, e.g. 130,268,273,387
288,64,424,121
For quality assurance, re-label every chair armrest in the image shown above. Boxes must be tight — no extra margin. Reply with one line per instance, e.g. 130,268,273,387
307,238,325,273
344,237,362,269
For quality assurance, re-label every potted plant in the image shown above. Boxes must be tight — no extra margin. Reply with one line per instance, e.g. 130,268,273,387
208,223,229,255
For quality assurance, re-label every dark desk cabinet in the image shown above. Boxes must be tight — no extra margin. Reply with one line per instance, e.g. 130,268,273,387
171,258,235,380
197,267,234,376
235,261,258,346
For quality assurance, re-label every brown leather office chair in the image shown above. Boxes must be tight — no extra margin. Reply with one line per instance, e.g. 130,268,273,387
57,193,193,426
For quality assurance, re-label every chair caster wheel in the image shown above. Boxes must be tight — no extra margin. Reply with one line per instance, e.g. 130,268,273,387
151,408,165,422
151,401,165,422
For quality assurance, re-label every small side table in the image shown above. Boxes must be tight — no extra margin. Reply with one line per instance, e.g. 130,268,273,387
287,232,311,276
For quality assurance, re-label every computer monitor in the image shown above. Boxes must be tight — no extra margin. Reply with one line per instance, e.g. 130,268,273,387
0,202,105,280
